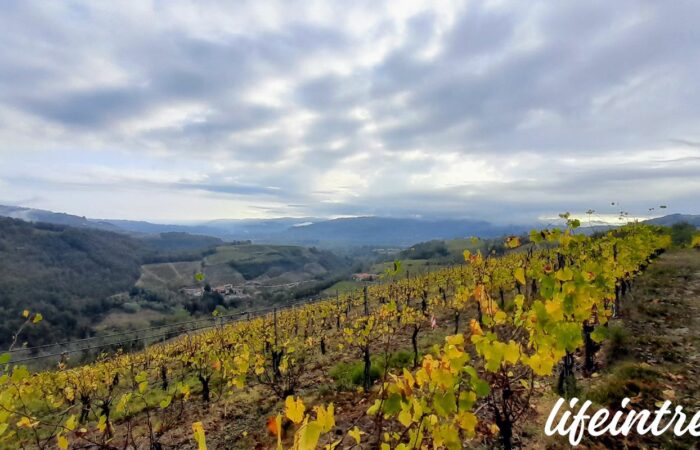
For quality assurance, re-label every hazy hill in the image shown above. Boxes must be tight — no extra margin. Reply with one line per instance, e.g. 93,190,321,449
140,232,224,253
101,219,228,237
0,204,122,232
275,216,527,246
204,217,318,235
645,213,700,227
0,205,231,238
0,204,530,246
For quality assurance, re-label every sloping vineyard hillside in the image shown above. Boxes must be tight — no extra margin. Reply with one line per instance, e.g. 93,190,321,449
0,222,673,449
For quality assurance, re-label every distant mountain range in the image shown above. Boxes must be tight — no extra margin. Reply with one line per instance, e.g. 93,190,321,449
1,204,697,247
0,204,529,246
644,213,700,227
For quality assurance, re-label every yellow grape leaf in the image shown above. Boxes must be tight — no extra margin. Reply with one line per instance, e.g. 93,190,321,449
324,439,342,450
97,415,107,433
64,387,75,402
367,399,382,416
57,435,68,450
313,403,335,433
473,284,486,301
192,422,207,450
505,236,521,248
279,358,289,374
463,250,471,262
285,396,306,424
22,309,29,318
275,414,283,449
65,414,77,431
555,267,573,282
16,416,38,428
445,334,464,347
398,405,412,428
457,411,478,437
545,300,564,321
494,310,507,324
469,319,483,336
180,383,191,400
296,419,323,450
503,341,520,365
139,381,148,394
526,351,556,376
116,393,132,413
514,294,524,310
514,267,526,285
32,313,43,324
349,426,364,444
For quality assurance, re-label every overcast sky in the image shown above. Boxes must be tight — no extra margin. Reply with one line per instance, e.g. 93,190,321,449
0,1,698,223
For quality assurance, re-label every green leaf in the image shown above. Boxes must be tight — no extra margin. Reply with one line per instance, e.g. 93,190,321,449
11,365,29,383
433,390,456,417
473,379,490,397
0,353,11,364
159,395,172,409
590,326,609,343
383,393,402,415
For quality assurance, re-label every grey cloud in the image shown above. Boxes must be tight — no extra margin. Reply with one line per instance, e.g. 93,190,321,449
1,0,699,221
174,182,286,197
18,87,149,127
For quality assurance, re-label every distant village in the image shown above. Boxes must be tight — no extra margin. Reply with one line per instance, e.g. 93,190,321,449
179,271,381,299
179,284,244,298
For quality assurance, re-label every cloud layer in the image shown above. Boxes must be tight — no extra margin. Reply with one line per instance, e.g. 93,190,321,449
1,0,698,222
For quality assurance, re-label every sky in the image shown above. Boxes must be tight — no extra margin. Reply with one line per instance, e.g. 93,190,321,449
0,0,698,224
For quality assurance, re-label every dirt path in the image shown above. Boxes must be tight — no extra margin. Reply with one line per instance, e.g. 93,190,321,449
624,250,700,410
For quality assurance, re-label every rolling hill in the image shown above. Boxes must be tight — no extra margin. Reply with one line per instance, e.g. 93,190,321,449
0,217,144,348
137,244,348,292
0,216,352,349
0,204,531,246
645,213,700,227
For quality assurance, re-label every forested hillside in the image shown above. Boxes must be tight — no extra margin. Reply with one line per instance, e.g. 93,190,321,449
0,218,351,349
0,218,144,347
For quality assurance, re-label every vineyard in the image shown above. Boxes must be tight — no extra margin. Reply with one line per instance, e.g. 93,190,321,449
0,221,673,449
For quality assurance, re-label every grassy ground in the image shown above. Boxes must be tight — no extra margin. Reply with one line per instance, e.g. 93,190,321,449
321,279,363,296
137,260,203,290
94,309,171,332
138,244,338,290
526,249,700,449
